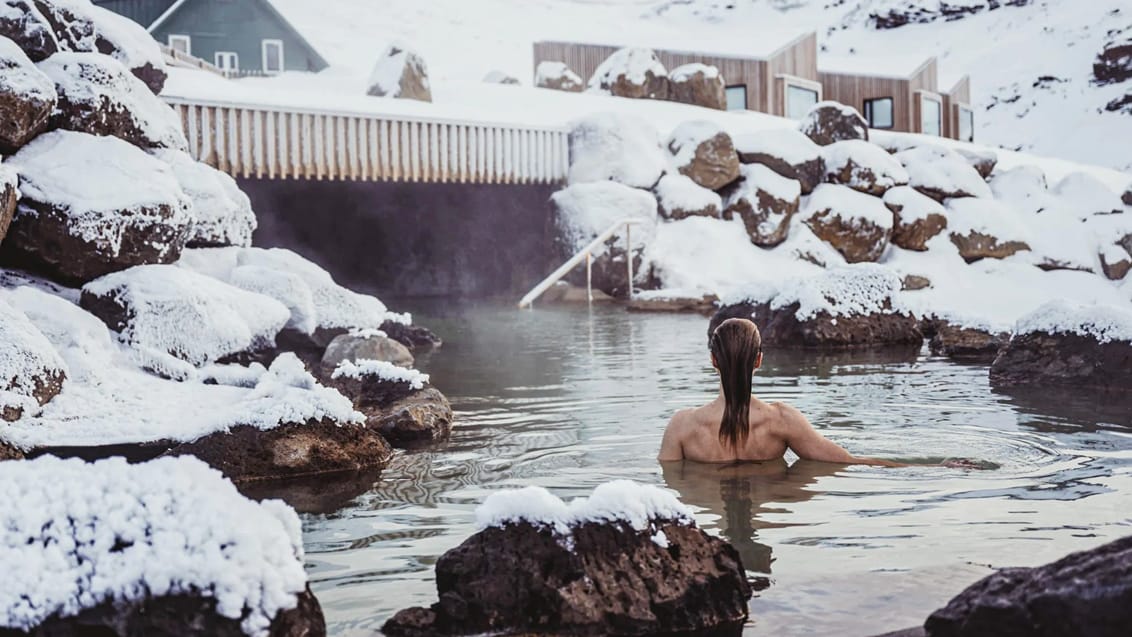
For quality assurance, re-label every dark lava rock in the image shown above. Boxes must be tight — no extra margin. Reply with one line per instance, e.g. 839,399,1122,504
800,102,868,146
0,36,55,154
928,321,1010,363
591,47,669,100
1094,37,1132,86
371,387,453,447
381,319,444,350
383,520,751,637
924,535,1132,637
237,468,385,515
722,164,799,248
1123,184,1132,207
950,230,1030,263
0,439,23,460
0,1,58,61
165,419,393,483
668,123,740,191
956,148,998,180
735,128,824,195
719,300,923,350
321,331,414,374
990,330,1132,392
0,585,325,637
901,274,932,291
668,63,726,110
884,186,947,252
0,165,16,242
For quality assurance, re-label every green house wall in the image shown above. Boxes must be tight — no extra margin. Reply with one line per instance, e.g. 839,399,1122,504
92,0,176,27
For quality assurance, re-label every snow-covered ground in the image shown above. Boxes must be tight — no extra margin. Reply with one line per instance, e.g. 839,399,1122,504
250,0,1131,171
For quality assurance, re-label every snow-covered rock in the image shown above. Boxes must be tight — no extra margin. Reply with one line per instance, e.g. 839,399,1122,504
956,147,998,179
733,128,824,194
567,111,666,189
366,43,431,102
0,36,54,153
883,185,947,251
668,62,725,110
822,139,909,196
321,330,413,373
38,52,186,151
946,197,1031,262
655,173,721,220
1099,241,1132,280
0,455,322,636
800,101,868,146
1052,171,1125,217
0,161,15,240
989,165,1053,214
0,0,58,62
0,294,65,420
667,120,739,190
895,145,993,202
154,149,256,248
326,355,451,447
800,184,893,263
722,163,800,248
482,69,518,85
79,264,290,379
534,61,582,92
588,47,668,99
2,130,191,285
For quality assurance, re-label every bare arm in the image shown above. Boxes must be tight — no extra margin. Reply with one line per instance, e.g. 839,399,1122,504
777,404,905,467
657,413,686,462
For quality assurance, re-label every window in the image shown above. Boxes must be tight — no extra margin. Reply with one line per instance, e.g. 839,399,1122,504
863,97,894,129
725,85,747,111
167,34,190,56
958,105,974,142
785,84,819,120
214,52,238,73
921,94,942,136
262,39,284,74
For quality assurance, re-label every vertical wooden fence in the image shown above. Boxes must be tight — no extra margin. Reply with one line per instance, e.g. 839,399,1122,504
164,98,571,184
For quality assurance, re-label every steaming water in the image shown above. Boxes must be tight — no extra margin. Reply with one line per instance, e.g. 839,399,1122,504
299,303,1132,636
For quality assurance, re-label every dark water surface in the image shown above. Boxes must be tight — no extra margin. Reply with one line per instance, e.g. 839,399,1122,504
301,302,1132,637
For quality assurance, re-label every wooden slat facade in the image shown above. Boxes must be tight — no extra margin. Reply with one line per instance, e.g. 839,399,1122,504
165,98,569,184
941,75,972,140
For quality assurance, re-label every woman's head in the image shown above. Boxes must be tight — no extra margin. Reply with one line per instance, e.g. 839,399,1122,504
709,318,763,449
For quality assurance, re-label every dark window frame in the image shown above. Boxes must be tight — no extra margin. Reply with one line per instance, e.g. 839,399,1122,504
863,97,895,129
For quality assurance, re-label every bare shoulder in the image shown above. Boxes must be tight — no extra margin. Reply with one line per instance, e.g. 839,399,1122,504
666,407,699,431
767,401,808,431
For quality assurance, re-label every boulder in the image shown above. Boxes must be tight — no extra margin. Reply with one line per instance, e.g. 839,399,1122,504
883,186,948,251
328,358,452,447
902,274,931,291
0,0,58,61
482,70,518,85
588,47,669,100
722,163,800,247
801,184,893,263
822,139,910,196
0,295,66,421
1099,243,1132,280
733,128,824,194
0,161,15,240
667,120,740,190
371,387,453,447
1,131,192,285
1093,36,1132,85
668,62,726,109
80,264,291,379
0,439,22,459
927,320,1010,363
989,165,1051,214
946,198,1031,262
38,52,186,151
154,149,256,248
1052,171,1124,217
568,112,667,189
895,145,993,202
321,330,414,373
381,318,443,350
534,61,582,92
799,101,869,146
989,301,1132,391
0,36,55,153
955,148,997,179
78,2,168,93
550,181,658,298
654,172,721,220
366,44,431,102
925,535,1132,637
383,482,751,637
627,292,718,314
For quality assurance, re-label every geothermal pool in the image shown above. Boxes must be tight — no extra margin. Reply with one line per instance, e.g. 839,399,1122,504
299,303,1132,636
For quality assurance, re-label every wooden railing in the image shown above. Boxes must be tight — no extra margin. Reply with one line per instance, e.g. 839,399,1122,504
164,98,571,184
160,45,227,77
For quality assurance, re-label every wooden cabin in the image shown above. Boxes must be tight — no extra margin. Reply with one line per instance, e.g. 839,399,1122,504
93,0,328,76
532,31,822,118
818,56,956,137
942,75,975,142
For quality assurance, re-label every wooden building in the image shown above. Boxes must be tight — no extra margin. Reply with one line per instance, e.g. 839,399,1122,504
93,0,328,76
818,56,950,136
942,75,975,142
532,32,822,118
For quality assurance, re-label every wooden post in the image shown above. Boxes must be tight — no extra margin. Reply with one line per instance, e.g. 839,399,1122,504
625,223,633,300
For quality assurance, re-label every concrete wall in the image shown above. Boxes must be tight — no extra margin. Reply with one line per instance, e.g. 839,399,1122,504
240,179,558,299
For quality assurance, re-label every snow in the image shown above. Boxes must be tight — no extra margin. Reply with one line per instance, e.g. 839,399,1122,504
7,131,191,252
37,52,186,150
723,264,906,321
822,139,910,192
228,265,316,335
1015,300,1132,343
534,61,581,89
944,197,1030,245
731,162,801,204
802,183,895,229
818,53,935,79
81,1,166,78
474,480,693,539
1052,172,1126,218
331,358,429,389
666,119,723,170
153,149,256,248
366,43,426,97
568,112,667,189
0,455,306,637
895,144,992,199
883,185,944,222
654,173,720,216
0,295,65,414
0,36,54,106
81,265,290,379
482,70,517,84
732,128,820,165
669,62,719,81
0,162,16,197
989,165,1052,214
587,47,666,90
551,181,658,254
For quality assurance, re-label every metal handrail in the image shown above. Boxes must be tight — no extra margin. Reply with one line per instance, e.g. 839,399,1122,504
518,218,642,309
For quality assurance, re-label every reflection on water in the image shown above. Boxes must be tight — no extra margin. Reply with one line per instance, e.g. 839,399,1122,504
298,302,1132,637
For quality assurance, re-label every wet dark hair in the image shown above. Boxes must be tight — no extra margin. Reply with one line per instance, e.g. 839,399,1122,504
707,303,758,349
709,318,763,450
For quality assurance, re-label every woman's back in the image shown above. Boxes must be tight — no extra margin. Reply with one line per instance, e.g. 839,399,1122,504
665,397,789,463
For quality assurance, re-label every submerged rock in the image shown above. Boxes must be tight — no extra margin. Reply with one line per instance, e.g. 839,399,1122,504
924,535,1132,637
928,321,1010,363
800,101,869,146
372,387,453,447
327,359,453,447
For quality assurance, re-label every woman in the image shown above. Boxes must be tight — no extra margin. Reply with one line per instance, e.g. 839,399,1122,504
657,317,904,466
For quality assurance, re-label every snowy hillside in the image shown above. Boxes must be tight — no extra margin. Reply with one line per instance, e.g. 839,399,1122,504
266,0,1131,171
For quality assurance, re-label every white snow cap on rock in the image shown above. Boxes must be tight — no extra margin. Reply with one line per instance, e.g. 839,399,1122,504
0,295,66,414
535,61,582,88
822,139,909,191
666,119,724,170
331,358,429,389
1015,300,1132,343
551,181,658,254
945,198,1030,245
587,47,666,90
669,62,719,81
475,480,693,539
568,112,667,189
1052,171,1125,218
366,42,428,97
883,185,944,222
735,162,802,204
724,264,905,321
0,36,55,106
802,183,894,229
732,128,820,165
654,173,720,216
0,455,307,637
77,1,166,79
989,165,1052,213
895,145,992,199
153,149,256,248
